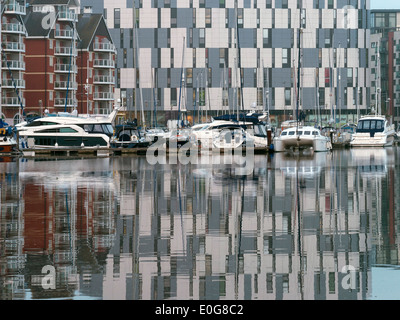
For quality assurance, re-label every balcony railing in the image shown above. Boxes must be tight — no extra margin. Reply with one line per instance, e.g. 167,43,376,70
93,92,114,100
54,64,77,73
54,81,77,90
2,79,25,88
2,42,25,52
93,59,115,68
1,23,25,34
93,42,116,53
4,2,26,15
55,29,75,39
2,60,25,70
54,98,77,107
93,75,115,84
1,97,25,107
55,47,77,56
58,11,78,22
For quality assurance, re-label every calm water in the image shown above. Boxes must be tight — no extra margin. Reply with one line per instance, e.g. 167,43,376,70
0,148,400,300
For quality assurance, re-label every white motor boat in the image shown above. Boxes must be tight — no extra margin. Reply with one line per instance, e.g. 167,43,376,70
17,108,119,149
350,115,396,147
273,125,332,152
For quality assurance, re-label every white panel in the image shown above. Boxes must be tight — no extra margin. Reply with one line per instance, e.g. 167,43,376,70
140,8,158,28
160,8,170,28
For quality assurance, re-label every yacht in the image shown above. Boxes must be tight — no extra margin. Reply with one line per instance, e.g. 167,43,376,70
17,108,119,149
350,115,396,147
273,125,332,152
192,119,268,150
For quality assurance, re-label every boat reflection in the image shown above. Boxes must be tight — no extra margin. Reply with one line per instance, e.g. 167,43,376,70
0,149,399,300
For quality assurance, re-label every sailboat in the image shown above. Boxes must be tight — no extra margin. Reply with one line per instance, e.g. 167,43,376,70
273,13,331,153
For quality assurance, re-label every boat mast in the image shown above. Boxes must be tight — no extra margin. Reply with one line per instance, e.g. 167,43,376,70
178,37,186,126
133,4,145,126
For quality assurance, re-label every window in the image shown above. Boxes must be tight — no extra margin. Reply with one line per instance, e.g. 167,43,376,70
114,8,120,28
199,28,205,48
205,8,211,28
285,88,291,106
263,29,271,48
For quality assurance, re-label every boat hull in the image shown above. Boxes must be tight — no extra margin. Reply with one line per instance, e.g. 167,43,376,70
350,133,395,147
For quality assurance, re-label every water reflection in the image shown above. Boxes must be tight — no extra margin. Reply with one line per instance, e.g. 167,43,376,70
0,148,399,300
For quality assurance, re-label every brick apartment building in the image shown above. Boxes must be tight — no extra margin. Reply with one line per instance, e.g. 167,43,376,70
0,0,116,124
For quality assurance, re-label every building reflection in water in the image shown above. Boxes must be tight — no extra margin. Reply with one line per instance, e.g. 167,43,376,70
0,147,398,300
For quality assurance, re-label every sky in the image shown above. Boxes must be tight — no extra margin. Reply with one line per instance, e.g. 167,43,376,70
371,0,400,9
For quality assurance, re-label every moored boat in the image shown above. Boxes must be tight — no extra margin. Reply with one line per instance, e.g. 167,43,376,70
350,115,396,148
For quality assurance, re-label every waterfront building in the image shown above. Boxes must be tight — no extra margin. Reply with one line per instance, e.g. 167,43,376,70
24,0,80,117
79,0,371,127
1,0,27,124
76,13,117,115
370,9,400,127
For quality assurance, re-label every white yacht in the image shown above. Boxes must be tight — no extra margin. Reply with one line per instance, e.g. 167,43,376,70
17,109,119,149
191,120,268,150
350,115,396,147
273,125,332,152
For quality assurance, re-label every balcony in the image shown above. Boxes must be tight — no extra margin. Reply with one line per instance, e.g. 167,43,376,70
2,41,25,52
93,59,115,68
2,79,25,88
58,11,78,22
54,81,77,90
4,2,26,15
55,29,75,39
54,98,77,107
2,60,25,70
93,42,116,53
54,64,77,73
93,75,115,84
1,97,25,107
93,92,114,100
1,23,25,34
55,46,77,56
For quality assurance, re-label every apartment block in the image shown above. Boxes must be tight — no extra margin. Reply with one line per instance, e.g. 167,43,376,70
79,0,371,126
1,0,27,124
370,9,400,127
76,13,116,115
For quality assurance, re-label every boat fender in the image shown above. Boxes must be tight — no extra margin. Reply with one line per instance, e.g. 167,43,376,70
131,135,138,141
3,137,7,142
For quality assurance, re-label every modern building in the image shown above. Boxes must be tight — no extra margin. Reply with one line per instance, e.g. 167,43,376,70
78,0,371,127
370,9,400,127
1,0,27,124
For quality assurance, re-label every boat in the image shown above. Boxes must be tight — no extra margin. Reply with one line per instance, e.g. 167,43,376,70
272,14,331,153
0,120,17,154
350,115,396,147
17,108,119,150
213,112,272,148
110,123,150,149
273,125,332,152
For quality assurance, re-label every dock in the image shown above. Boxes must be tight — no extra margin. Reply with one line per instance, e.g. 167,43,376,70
18,145,271,158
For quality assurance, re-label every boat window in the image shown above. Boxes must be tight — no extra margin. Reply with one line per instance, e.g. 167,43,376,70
297,131,303,135
60,127,78,133
288,131,295,136
370,121,376,130
376,120,383,130
304,131,311,135
362,120,370,130
281,132,287,136
84,124,93,132
199,125,210,131
313,131,319,136
26,121,57,127
102,124,114,135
